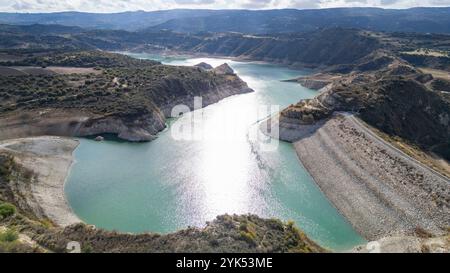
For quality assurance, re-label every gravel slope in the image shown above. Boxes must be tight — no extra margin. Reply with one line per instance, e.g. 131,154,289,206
285,113,449,240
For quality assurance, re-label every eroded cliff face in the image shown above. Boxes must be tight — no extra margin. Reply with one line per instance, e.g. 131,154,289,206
158,63,252,117
75,112,166,141
0,107,167,142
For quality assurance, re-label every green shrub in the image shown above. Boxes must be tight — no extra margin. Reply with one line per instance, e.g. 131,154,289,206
287,220,296,229
0,203,16,219
0,229,19,242
239,231,256,246
0,241,37,253
82,244,93,253
267,218,284,231
238,220,258,246
239,221,248,231
0,155,13,178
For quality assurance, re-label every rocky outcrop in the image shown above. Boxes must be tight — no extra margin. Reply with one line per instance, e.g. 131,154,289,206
431,78,450,92
94,136,104,142
281,58,450,160
76,112,166,142
399,53,450,71
287,52,411,90
286,73,342,90
292,79,331,90
0,110,165,143
352,235,450,253
280,100,331,126
325,50,402,74
194,62,213,70
213,63,235,75
159,65,253,117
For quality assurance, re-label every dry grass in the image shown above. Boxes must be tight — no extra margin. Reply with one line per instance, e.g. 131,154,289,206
402,49,449,58
47,66,102,75
0,67,27,76
0,66,102,76
419,67,450,80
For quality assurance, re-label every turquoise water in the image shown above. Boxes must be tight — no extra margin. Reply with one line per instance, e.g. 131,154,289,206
65,54,366,251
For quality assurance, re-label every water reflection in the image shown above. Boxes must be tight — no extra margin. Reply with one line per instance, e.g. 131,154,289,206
66,55,366,250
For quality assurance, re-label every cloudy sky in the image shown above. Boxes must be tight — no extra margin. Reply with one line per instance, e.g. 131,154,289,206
1,0,450,13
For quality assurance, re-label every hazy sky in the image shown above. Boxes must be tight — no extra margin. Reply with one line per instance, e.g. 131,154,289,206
1,0,450,13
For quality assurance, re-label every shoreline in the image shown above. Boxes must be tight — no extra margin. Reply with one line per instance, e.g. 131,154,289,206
0,136,82,227
269,113,449,241
1,53,447,251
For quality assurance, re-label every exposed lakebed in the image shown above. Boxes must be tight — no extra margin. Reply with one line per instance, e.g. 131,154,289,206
65,54,366,250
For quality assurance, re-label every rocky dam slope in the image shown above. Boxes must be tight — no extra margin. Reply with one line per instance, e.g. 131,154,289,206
264,51,450,247
282,114,448,239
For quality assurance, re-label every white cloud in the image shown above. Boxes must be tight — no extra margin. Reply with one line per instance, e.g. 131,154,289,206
0,0,449,12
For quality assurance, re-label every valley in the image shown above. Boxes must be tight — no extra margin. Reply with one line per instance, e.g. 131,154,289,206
0,7,449,254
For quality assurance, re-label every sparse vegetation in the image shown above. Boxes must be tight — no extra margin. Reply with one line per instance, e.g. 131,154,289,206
283,60,450,161
0,228,18,242
402,49,449,58
414,227,434,239
0,155,18,220
0,203,16,220
0,48,252,142
1,51,160,68
0,154,13,177
0,51,242,117
0,227,40,253
239,220,258,246
0,211,325,253
431,79,450,92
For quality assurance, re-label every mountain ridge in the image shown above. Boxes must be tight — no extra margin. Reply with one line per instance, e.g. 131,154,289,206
1,7,450,34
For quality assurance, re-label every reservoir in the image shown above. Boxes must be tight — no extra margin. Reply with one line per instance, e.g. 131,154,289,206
65,54,366,251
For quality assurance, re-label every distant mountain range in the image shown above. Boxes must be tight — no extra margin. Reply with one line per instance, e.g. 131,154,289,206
1,8,450,34
1,23,449,72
